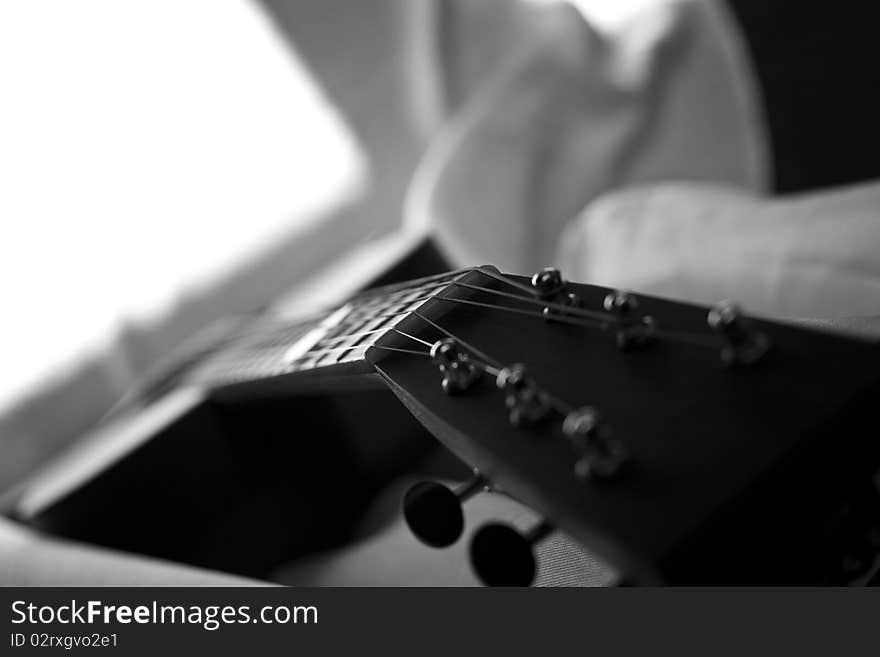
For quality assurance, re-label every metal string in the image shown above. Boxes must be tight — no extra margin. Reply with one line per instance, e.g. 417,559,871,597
382,311,577,417
340,269,719,350
347,292,718,350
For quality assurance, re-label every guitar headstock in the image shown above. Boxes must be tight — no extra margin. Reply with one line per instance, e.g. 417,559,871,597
367,266,880,584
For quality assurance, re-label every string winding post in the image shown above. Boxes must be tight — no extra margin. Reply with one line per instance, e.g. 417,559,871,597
430,338,479,394
707,301,770,367
496,364,552,427
603,290,657,349
563,407,629,481
530,267,583,320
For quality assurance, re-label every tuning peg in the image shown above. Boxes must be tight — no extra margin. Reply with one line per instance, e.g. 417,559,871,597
530,267,566,297
530,267,581,319
470,520,553,586
707,301,770,367
563,407,629,481
430,338,479,394
403,472,488,547
496,364,551,426
603,290,656,349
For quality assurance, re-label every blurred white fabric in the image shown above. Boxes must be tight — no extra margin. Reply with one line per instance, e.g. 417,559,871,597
409,0,880,320
558,181,880,318
0,0,365,415
406,0,768,273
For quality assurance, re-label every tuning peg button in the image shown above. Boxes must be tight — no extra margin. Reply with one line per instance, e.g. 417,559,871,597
470,521,553,586
403,473,488,547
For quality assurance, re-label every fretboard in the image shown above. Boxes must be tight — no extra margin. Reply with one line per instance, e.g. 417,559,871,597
177,270,467,388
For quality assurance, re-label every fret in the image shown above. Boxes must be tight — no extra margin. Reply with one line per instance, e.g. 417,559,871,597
346,281,444,320
184,316,319,386
348,267,471,304
176,270,467,389
336,285,450,359
313,279,448,364
316,322,369,367
312,307,377,367
281,304,350,367
333,314,391,364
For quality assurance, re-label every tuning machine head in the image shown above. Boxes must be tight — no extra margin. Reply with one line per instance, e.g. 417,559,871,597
563,406,629,481
603,290,656,349
531,267,566,297
707,301,770,367
531,267,582,320
403,473,488,548
470,521,553,586
603,289,636,314
431,338,479,394
496,364,551,427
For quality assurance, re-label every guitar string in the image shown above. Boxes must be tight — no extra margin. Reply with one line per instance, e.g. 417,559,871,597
281,310,485,368
369,345,432,358
339,271,475,323
275,298,594,417
350,279,452,310
345,266,539,317
282,320,470,365
466,267,541,297
453,272,721,347
282,267,725,375
349,269,545,315
206,263,720,377
115,269,601,410
375,333,577,419
286,341,429,361
275,270,475,365
395,312,576,416
350,264,538,303
391,328,434,348
299,270,721,416
347,309,577,415
194,269,739,428
302,270,478,357
341,269,721,349
410,310,503,368
350,267,476,302
433,294,720,349
344,292,718,350
318,326,397,345
448,279,616,324
461,270,722,345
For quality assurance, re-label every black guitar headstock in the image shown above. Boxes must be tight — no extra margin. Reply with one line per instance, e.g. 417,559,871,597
367,266,880,584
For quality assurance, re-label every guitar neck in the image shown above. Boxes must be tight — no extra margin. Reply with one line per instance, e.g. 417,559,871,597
164,270,469,391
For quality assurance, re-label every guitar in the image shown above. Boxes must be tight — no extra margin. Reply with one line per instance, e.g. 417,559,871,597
7,236,880,585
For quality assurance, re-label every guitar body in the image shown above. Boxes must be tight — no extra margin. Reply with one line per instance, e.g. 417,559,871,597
6,235,880,585
5,235,456,579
